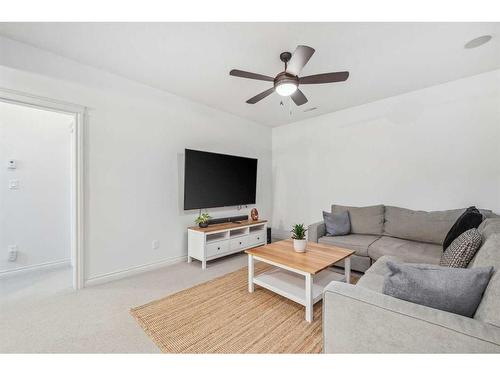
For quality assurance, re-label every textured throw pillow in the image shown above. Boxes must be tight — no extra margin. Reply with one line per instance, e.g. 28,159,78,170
323,210,350,236
443,206,483,250
383,261,493,317
440,228,482,268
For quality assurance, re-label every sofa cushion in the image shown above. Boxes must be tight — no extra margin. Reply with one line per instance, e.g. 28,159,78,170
440,228,482,268
332,204,384,235
477,218,500,242
356,272,385,293
383,262,493,318
368,236,442,264
480,209,496,218
334,254,372,273
323,210,350,236
384,206,464,245
365,255,404,276
354,255,402,292
469,230,500,327
319,234,381,257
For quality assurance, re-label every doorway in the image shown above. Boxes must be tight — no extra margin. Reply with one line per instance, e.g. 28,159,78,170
0,89,85,294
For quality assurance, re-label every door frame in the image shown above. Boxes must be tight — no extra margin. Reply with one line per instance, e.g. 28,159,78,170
0,87,86,289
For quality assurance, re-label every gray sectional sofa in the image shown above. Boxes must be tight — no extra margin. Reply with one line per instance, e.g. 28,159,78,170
309,205,500,353
308,204,495,272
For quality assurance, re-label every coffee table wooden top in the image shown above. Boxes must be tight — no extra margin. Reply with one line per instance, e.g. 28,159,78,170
245,239,354,275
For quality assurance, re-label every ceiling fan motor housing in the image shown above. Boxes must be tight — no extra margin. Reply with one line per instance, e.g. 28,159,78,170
273,72,299,89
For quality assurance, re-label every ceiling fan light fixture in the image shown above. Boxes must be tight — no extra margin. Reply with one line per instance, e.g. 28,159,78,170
230,45,349,105
275,82,298,96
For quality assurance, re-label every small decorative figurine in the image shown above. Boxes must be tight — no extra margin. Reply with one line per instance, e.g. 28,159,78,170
250,208,259,221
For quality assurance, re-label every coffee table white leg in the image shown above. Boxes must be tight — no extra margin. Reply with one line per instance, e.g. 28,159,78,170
345,257,351,284
305,273,313,322
248,254,254,293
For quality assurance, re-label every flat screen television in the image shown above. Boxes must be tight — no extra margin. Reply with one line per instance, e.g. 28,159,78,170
184,149,258,210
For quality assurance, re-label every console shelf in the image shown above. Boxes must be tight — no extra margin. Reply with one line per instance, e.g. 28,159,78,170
188,219,267,269
206,232,229,243
249,224,266,233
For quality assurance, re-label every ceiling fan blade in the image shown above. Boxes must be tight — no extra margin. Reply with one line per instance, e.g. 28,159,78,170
230,69,274,82
286,45,315,76
291,89,308,106
246,87,275,104
299,71,349,84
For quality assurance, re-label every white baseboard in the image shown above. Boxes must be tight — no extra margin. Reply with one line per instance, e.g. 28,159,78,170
84,255,187,287
0,259,71,278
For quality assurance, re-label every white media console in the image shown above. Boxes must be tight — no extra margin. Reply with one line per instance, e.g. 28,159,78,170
188,219,267,269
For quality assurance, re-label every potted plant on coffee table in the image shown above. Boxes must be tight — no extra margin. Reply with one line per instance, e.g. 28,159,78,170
195,212,211,228
291,223,307,252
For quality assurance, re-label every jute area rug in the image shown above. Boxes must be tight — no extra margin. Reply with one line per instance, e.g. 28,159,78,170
130,263,356,353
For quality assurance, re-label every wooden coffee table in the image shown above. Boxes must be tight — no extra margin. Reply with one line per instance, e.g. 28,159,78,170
245,239,354,322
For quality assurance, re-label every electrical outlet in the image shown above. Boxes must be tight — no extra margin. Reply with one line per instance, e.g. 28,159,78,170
8,245,18,262
152,240,160,250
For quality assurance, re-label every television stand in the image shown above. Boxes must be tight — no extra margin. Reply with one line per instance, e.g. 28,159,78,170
187,219,267,269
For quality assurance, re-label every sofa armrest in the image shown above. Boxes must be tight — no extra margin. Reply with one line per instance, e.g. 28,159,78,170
308,221,326,242
323,281,500,353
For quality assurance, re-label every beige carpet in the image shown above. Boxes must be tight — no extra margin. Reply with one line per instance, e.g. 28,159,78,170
130,263,357,353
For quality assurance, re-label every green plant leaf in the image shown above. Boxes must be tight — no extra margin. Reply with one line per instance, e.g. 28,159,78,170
195,212,212,224
290,223,307,240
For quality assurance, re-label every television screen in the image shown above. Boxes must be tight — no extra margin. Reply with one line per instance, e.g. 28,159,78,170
184,149,258,210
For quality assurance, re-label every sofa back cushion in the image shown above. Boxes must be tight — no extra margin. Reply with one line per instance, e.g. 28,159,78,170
384,206,464,245
331,204,384,235
470,219,500,327
477,217,500,241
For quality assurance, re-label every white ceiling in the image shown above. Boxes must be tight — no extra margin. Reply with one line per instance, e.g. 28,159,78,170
0,23,499,127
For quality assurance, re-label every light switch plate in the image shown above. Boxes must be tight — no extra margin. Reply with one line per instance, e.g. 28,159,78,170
8,245,18,262
9,179,19,190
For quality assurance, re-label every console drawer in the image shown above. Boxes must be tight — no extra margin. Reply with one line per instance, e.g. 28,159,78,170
230,237,248,251
248,231,265,246
206,240,229,258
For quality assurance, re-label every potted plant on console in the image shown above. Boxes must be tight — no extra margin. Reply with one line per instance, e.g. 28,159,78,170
195,212,211,228
291,223,307,252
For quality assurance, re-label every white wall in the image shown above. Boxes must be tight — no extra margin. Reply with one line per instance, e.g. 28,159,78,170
0,101,73,273
272,70,500,235
0,36,272,282
3,35,498,280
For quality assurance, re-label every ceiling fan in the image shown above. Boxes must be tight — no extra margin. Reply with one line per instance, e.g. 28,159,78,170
229,45,349,106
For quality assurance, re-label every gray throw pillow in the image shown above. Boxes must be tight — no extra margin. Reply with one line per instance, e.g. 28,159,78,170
323,210,350,236
440,228,482,268
383,261,493,317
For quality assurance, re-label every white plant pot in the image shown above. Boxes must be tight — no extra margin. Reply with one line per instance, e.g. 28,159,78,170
293,239,307,253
